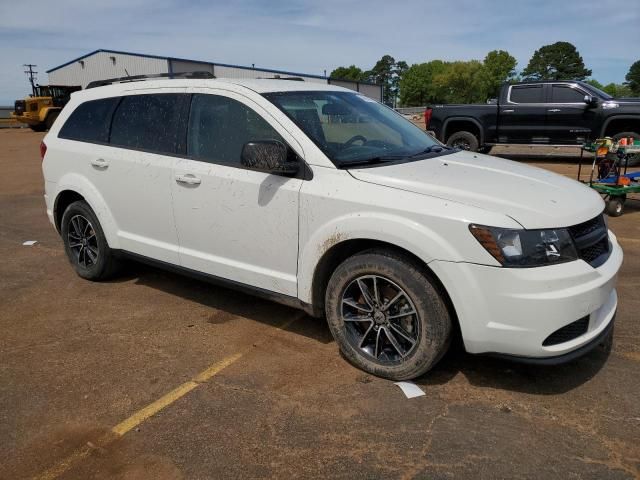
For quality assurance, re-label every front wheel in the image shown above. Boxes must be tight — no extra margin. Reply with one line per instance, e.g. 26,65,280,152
61,200,119,280
325,250,452,380
605,196,625,217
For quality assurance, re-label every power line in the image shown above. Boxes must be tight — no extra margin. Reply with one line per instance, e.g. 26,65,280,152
23,64,38,95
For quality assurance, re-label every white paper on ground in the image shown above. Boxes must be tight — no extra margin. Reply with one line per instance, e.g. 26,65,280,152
22,240,38,246
394,381,426,399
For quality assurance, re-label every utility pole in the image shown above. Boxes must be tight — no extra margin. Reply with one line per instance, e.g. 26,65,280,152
23,64,38,95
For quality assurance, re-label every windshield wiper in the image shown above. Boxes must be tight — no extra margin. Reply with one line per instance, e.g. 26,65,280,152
338,155,405,168
408,145,448,158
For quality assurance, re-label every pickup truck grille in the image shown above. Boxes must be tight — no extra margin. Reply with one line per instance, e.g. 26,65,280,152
14,100,25,116
568,214,610,268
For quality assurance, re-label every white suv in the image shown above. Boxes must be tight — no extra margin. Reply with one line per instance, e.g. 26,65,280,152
42,76,622,380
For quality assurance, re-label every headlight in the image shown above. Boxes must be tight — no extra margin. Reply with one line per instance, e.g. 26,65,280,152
469,224,578,267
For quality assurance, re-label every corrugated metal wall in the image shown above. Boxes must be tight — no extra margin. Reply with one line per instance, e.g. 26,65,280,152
48,51,167,88
47,51,382,101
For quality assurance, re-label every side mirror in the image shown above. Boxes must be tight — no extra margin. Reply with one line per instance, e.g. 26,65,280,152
241,140,299,175
584,95,598,107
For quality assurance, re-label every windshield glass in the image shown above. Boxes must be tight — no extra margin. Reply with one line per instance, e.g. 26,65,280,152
263,91,442,167
579,82,613,100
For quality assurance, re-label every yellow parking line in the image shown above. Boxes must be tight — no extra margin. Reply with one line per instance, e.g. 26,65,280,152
33,314,301,480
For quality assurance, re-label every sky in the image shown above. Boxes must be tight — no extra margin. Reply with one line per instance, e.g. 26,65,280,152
0,0,638,104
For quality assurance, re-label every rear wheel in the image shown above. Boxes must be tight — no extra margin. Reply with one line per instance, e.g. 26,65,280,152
446,131,479,152
29,124,46,132
325,249,452,380
612,132,640,167
61,201,119,280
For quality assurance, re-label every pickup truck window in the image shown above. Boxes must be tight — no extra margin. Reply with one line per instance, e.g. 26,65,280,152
550,85,586,103
509,85,544,104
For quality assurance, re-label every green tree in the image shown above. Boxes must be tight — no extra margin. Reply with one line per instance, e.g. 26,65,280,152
390,60,409,107
365,55,408,105
522,41,592,80
586,79,632,97
585,78,604,90
432,61,486,104
625,60,640,95
329,65,366,82
398,60,448,106
479,50,517,99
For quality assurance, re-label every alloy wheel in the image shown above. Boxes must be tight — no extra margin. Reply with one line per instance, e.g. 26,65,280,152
67,214,99,268
341,275,420,364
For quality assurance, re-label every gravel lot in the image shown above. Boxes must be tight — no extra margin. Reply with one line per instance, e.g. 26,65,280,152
1,129,639,479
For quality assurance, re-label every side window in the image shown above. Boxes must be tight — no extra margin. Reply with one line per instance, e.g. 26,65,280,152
110,94,186,154
58,97,119,143
509,85,544,104
551,85,586,103
187,94,284,165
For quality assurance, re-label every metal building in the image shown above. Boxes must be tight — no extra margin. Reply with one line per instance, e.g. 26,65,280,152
46,49,382,101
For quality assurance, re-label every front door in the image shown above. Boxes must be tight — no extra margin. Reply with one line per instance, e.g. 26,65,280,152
497,83,548,143
545,83,598,144
171,91,304,296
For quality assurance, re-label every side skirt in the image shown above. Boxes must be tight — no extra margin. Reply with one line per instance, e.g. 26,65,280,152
114,250,316,317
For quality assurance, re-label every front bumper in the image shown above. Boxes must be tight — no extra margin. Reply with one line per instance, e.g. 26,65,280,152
430,231,623,359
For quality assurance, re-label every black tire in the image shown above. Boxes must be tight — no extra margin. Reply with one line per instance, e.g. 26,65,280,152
44,111,59,131
612,132,640,167
29,124,46,132
605,196,625,217
325,249,452,380
446,131,479,152
61,200,119,280
477,146,493,154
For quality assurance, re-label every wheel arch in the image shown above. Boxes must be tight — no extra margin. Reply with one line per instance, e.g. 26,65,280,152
442,117,484,145
307,238,461,337
600,115,640,137
52,176,120,248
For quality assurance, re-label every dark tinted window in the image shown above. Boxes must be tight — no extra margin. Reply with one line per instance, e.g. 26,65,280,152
509,85,544,103
187,94,284,165
551,85,586,103
110,94,186,154
58,97,119,143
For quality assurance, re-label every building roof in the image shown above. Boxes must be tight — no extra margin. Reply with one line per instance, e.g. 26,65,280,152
46,49,381,86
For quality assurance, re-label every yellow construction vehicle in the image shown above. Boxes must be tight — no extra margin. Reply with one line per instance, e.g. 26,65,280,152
12,84,81,131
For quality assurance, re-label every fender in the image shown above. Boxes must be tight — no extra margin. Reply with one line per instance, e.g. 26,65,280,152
53,172,121,248
297,212,464,304
599,114,640,137
442,116,484,144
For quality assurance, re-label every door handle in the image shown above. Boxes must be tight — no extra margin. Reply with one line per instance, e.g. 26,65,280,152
547,108,561,113
502,109,514,113
175,174,202,186
90,158,109,169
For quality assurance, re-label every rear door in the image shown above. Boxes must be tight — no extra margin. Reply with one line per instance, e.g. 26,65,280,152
94,91,189,263
545,83,597,144
497,84,548,143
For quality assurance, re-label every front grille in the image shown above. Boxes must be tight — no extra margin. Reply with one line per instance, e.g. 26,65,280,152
14,100,25,116
568,214,610,267
543,316,589,346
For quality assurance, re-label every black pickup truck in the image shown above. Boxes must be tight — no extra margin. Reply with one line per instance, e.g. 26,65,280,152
425,80,640,154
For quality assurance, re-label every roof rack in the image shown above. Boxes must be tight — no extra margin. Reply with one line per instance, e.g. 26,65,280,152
257,75,305,81
85,71,215,89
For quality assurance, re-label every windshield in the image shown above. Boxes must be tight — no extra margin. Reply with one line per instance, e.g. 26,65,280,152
579,82,613,100
263,91,443,167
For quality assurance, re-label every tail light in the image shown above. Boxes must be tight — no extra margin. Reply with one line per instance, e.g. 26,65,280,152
40,141,47,160
424,108,433,129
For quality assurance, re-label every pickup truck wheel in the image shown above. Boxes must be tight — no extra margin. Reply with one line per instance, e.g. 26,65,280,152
325,249,452,380
61,201,119,280
612,132,640,167
446,131,479,152
29,124,46,132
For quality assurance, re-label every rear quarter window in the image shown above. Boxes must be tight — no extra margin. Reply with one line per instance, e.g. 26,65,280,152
58,97,119,143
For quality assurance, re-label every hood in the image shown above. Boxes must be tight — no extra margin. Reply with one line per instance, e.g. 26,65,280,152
348,151,603,229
